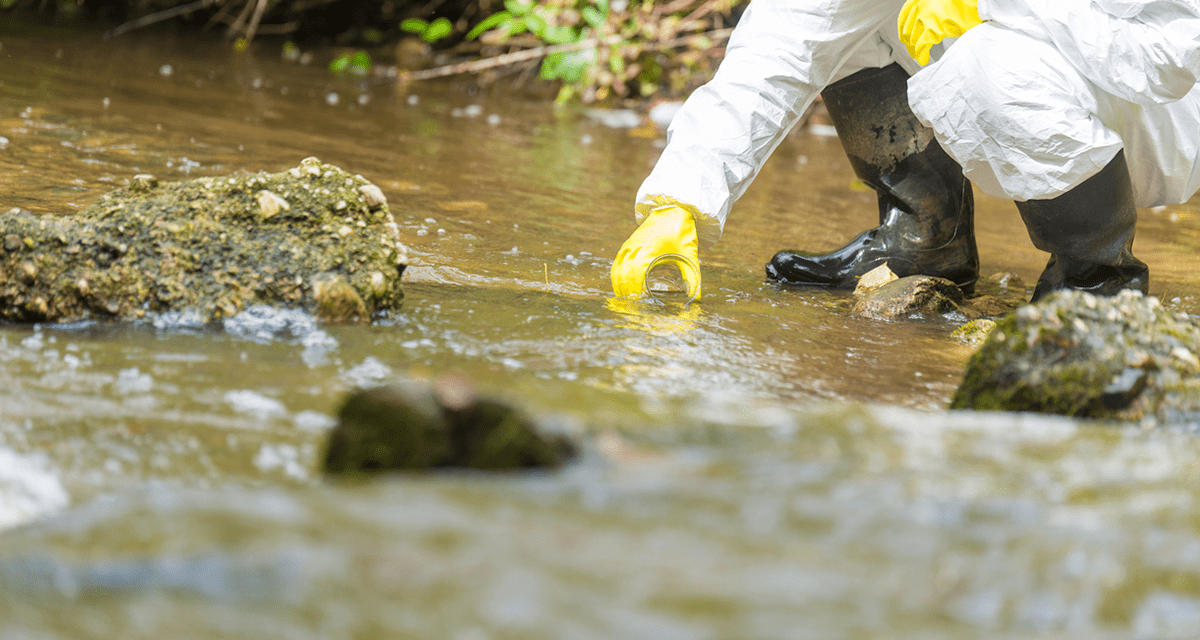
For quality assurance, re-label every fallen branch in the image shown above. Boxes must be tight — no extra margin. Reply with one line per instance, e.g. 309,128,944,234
242,0,269,44
395,28,733,83
104,0,221,39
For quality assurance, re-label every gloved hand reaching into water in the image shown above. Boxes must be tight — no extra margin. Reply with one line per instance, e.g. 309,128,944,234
898,0,983,65
611,203,703,301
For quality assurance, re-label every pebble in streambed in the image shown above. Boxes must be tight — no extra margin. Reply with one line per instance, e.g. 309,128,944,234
0,157,408,324
850,265,1027,321
323,375,577,475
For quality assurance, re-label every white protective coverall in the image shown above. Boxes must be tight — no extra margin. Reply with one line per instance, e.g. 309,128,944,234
636,0,1200,247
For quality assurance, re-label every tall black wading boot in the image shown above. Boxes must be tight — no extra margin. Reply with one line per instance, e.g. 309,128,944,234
766,63,979,293
1016,149,1149,303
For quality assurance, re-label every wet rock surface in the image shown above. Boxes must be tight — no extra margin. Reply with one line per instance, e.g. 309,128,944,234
323,376,577,475
0,157,408,323
851,275,965,320
852,271,1027,322
953,289,1200,424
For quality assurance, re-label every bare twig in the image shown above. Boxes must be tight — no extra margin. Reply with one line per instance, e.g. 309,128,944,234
104,0,221,39
225,0,257,38
654,0,701,16
202,0,238,30
395,28,733,83
675,0,719,37
243,0,269,44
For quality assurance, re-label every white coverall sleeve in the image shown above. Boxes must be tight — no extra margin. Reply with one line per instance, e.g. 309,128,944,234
978,0,1200,105
633,0,903,246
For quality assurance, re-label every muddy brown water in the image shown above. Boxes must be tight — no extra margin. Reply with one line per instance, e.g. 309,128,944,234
5,24,1200,639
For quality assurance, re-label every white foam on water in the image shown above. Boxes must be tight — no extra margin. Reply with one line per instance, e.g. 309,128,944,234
252,443,307,480
150,309,208,331
223,305,320,343
0,447,69,531
340,356,393,388
114,367,154,395
224,390,288,419
222,305,340,367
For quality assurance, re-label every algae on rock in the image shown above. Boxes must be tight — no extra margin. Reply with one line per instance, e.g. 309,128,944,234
323,376,577,475
0,157,408,323
953,289,1200,426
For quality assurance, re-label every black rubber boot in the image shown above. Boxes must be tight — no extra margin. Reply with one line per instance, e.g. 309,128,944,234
766,63,979,293
1016,150,1149,303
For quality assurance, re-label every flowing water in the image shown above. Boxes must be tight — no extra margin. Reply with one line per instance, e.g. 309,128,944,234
6,22,1200,639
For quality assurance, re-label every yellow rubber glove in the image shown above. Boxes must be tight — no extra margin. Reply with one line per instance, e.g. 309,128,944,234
611,204,702,301
898,0,982,65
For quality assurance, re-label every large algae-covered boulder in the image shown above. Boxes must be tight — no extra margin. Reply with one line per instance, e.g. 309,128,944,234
953,289,1200,425
0,157,407,323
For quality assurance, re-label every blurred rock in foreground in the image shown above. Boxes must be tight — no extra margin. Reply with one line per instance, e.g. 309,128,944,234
323,376,577,475
953,289,1200,425
0,157,407,323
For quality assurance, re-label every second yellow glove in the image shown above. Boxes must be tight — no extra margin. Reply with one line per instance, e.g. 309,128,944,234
611,204,702,301
898,0,982,65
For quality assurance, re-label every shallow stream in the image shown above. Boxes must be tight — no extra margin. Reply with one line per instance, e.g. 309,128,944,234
6,23,1200,638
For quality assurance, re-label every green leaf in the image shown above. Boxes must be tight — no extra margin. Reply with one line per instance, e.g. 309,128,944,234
554,84,575,105
596,0,609,17
466,11,512,40
400,18,429,34
423,17,453,42
540,49,596,83
332,51,371,75
349,50,371,75
542,25,578,45
329,52,352,74
581,6,604,28
523,13,548,38
504,0,533,16
500,20,528,38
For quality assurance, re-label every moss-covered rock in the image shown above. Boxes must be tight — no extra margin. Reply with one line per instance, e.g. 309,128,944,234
323,376,577,476
0,157,407,323
950,318,996,347
952,289,1200,425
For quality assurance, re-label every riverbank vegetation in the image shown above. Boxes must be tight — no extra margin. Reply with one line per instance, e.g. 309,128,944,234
1,0,747,103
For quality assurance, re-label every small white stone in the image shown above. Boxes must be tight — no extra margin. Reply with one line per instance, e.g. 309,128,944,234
257,190,290,218
359,184,387,210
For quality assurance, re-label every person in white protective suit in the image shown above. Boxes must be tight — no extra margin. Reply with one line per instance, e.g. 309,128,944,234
609,0,1200,303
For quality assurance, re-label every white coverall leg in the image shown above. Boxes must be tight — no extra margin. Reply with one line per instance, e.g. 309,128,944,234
907,1,1200,299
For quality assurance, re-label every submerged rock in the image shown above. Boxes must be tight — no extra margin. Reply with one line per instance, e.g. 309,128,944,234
323,376,576,475
0,157,408,323
853,264,899,296
949,318,997,347
953,289,1200,425
851,275,964,320
852,270,1027,322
